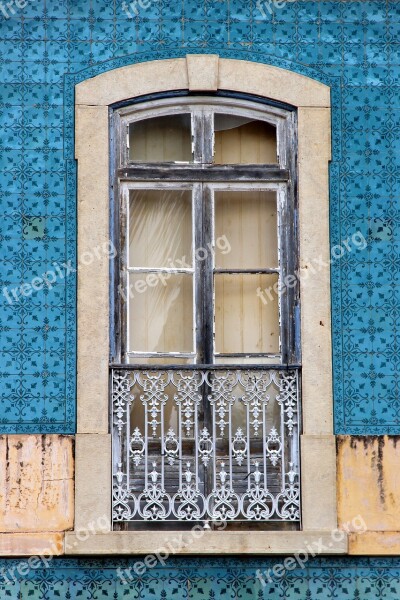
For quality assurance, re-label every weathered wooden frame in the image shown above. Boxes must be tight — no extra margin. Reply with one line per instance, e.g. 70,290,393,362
68,55,343,555
111,96,299,369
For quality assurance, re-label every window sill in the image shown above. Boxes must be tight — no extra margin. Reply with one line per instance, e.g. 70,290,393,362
64,530,348,555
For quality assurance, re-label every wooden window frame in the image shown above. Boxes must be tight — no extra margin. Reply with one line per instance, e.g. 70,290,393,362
111,96,299,369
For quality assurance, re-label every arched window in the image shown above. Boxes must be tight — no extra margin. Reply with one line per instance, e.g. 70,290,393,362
70,56,337,553
111,96,300,527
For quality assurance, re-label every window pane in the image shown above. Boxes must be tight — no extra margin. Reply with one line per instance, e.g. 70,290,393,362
128,273,193,353
129,189,192,268
129,114,192,162
214,273,280,354
128,357,194,365
214,114,277,164
215,191,278,269
214,356,281,365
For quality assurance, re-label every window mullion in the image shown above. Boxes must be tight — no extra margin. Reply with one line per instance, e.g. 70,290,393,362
285,181,300,364
202,183,214,365
201,183,215,509
120,185,129,362
192,111,203,163
192,110,214,164
279,186,291,365
202,110,214,164
194,183,204,363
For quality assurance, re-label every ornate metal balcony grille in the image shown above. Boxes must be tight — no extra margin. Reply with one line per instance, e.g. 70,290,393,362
112,367,300,525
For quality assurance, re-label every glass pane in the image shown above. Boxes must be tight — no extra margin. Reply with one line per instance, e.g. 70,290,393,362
128,356,194,365
214,273,280,354
214,356,281,365
129,114,192,162
214,114,277,164
215,191,278,269
129,273,193,353
129,189,192,268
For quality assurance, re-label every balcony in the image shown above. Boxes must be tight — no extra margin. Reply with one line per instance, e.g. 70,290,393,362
111,366,300,526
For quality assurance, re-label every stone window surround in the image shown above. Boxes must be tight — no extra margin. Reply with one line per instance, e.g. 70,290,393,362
67,54,344,555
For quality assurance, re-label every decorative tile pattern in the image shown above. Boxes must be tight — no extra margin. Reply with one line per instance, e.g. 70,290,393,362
0,557,400,599
1,0,400,433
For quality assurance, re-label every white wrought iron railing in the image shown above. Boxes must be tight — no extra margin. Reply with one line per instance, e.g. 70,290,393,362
111,366,300,525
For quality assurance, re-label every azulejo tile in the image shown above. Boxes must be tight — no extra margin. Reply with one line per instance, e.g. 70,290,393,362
0,559,398,599
0,16,23,40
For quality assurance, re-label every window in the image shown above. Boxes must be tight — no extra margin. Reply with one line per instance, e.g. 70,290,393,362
72,55,336,553
111,97,300,528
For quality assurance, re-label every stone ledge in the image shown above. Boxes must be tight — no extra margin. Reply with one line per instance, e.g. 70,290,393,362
65,531,348,555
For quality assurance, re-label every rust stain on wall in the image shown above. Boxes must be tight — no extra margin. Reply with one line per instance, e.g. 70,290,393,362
337,435,400,532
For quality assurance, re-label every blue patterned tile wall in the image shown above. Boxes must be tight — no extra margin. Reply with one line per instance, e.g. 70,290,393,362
1,0,400,433
0,557,400,599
